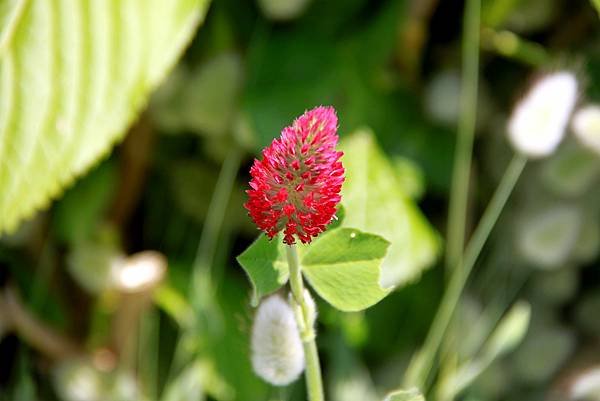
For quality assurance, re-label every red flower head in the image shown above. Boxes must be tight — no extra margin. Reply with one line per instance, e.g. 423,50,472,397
245,106,345,245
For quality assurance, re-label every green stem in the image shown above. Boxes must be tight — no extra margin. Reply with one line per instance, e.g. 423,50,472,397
286,245,324,401
191,147,243,304
404,154,527,390
166,148,242,382
446,0,481,273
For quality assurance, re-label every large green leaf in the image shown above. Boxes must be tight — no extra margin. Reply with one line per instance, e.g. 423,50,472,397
237,228,391,312
340,130,440,288
301,228,391,312
0,0,210,233
236,234,289,306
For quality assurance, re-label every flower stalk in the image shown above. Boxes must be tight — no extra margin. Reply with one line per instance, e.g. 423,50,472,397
286,245,324,401
404,154,527,389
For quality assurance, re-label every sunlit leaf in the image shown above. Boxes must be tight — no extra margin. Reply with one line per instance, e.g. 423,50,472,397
0,0,210,233
340,130,440,288
236,234,289,306
393,156,425,200
302,228,391,312
237,228,391,311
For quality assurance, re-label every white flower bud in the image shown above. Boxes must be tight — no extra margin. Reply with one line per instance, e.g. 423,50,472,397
572,104,600,154
508,71,578,157
251,295,305,386
569,367,600,400
111,251,166,293
424,70,461,126
53,359,104,401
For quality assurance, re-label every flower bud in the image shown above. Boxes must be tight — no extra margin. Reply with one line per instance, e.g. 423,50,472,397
244,106,344,245
572,104,600,154
251,295,305,386
508,71,578,158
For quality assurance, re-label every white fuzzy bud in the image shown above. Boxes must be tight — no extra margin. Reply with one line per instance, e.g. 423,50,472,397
251,295,305,386
572,104,600,154
569,367,600,400
508,71,578,157
424,70,461,126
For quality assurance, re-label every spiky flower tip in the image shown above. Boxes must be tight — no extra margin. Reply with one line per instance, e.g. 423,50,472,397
245,106,345,245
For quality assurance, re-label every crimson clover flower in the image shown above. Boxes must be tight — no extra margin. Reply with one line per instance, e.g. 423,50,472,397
244,106,345,245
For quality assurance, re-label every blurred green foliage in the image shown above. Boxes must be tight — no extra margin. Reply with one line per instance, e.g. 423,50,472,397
1,1,600,401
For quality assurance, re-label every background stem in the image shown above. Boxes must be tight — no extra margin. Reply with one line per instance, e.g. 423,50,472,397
166,148,242,382
404,154,526,390
286,245,324,401
445,0,481,272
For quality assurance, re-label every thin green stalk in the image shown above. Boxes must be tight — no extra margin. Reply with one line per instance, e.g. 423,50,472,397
286,245,324,401
404,154,526,390
165,148,242,385
191,147,243,304
138,310,160,400
446,0,481,272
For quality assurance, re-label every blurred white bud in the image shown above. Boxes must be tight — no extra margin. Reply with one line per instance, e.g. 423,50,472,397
54,360,103,401
508,72,578,157
112,372,144,400
424,70,461,126
111,251,166,293
572,105,600,154
257,0,311,21
54,359,147,401
251,295,305,386
424,70,493,129
518,204,581,268
569,367,600,400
